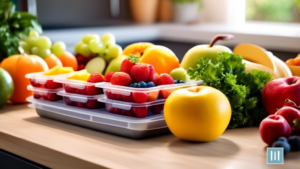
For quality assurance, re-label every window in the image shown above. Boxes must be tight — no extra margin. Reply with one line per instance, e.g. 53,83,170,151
246,0,300,23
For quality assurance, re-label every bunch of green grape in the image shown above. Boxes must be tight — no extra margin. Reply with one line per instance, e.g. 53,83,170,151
74,33,122,61
19,30,66,58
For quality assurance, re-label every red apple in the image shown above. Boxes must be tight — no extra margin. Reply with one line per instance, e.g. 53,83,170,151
259,115,291,145
276,107,300,127
262,76,300,115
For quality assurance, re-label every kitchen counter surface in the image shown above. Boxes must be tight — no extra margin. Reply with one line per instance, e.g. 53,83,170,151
0,104,299,169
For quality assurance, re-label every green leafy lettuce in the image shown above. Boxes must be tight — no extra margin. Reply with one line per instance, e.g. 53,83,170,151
187,52,272,128
0,0,42,61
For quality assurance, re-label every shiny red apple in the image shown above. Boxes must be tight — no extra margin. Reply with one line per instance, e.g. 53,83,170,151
262,76,300,115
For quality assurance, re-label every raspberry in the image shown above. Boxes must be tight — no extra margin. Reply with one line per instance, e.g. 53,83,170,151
104,72,115,82
46,80,62,89
150,105,164,114
85,86,100,95
88,72,104,83
64,84,76,93
47,93,59,101
86,100,101,109
132,107,148,118
105,89,122,100
132,92,149,103
77,102,84,108
111,72,132,86
157,73,174,85
77,55,85,64
130,63,150,83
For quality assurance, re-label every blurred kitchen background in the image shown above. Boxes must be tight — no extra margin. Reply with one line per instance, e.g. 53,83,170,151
15,0,300,61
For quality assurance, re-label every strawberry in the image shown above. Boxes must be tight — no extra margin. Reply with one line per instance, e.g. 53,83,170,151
120,55,139,74
157,73,174,85
64,84,76,93
111,72,132,86
46,80,62,89
132,92,149,103
105,89,122,100
47,93,59,101
147,64,158,85
86,99,101,109
77,102,84,108
104,72,115,82
132,107,148,118
88,72,104,83
130,64,150,83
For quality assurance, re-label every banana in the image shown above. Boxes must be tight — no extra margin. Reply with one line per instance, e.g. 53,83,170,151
243,60,279,79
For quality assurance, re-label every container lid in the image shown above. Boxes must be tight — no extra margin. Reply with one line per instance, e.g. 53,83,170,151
27,97,166,131
98,97,166,110
27,85,64,93
54,72,107,87
57,91,105,103
96,80,203,92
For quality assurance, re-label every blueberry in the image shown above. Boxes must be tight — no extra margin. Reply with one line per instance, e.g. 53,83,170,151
278,137,288,142
129,83,135,87
136,83,141,88
272,140,291,155
178,80,185,83
174,80,179,84
288,136,300,151
133,83,138,88
138,81,147,88
146,82,155,87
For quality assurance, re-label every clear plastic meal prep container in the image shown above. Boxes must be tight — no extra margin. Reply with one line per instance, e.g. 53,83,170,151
98,97,165,118
27,97,169,139
57,91,105,109
26,72,71,89
96,80,203,103
27,85,63,101
54,73,105,95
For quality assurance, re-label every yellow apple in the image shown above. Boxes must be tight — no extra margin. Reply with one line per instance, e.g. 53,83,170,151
164,86,231,142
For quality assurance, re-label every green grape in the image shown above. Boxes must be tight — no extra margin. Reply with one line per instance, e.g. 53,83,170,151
79,43,91,57
19,41,30,54
88,39,103,53
31,47,50,58
38,48,51,58
51,41,66,56
107,45,122,58
74,42,83,53
36,36,52,49
25,37,37,48
101,33,115,47
82,34,100,44
102,48,111,61
29,30,39,38
30,47,39,55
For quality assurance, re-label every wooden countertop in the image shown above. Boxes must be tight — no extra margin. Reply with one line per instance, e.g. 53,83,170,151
0,103,299,169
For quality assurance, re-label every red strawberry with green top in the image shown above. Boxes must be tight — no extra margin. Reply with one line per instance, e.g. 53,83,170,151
157,73,174,85
120,54,139,74
130,63,150,83
88,72,104,83
111,72,132,86
104,72,115,82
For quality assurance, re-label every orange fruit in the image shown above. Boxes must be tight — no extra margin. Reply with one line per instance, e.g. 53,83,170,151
44,54,63,69
57,51,78,71
294,58,300,66
122,42,153,57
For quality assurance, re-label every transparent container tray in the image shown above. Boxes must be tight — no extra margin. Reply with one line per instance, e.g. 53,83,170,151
96,80,203,103
57,91,105,109
27,85,63,101
54,73,105,95
26,72,71,89
98,97,165,118
27,97,170,139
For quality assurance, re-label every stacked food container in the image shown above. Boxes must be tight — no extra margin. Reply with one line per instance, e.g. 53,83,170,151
26,72,65,102
27,71,203,139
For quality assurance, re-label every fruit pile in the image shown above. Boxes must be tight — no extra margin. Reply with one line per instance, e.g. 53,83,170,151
20,30,78,70
259,99,300,155
102,55,185,103
74,33,122,73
